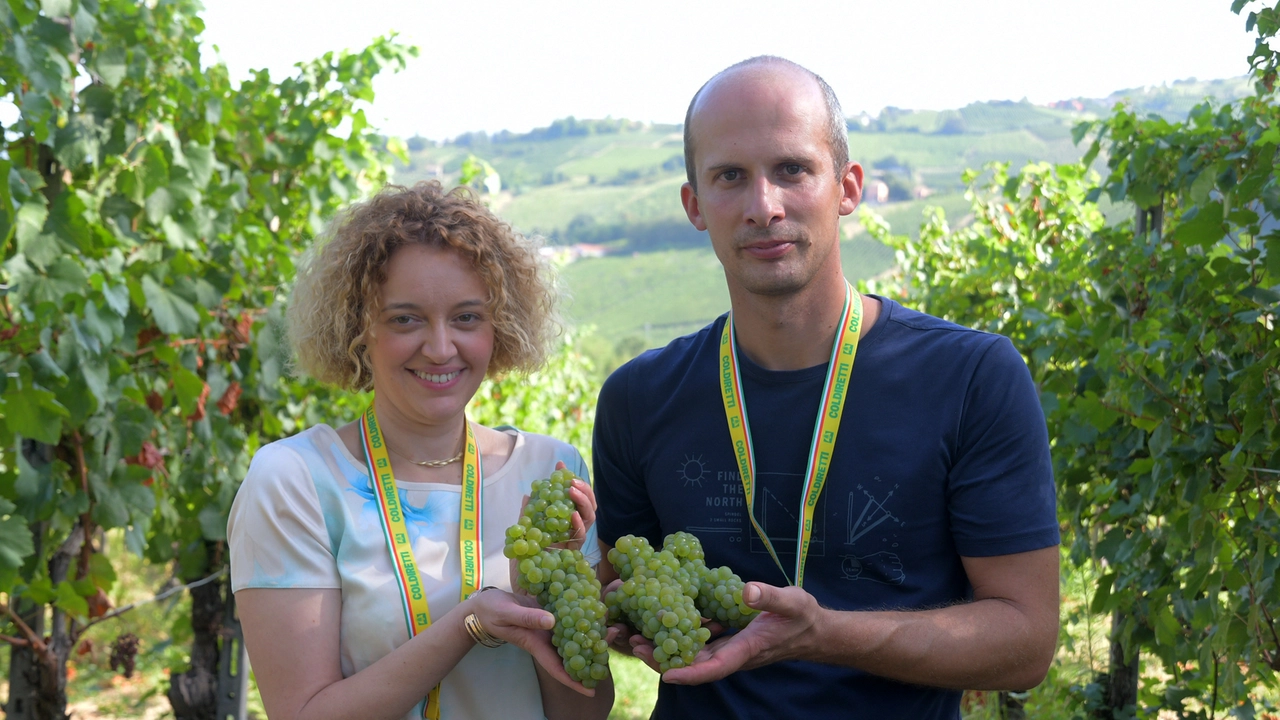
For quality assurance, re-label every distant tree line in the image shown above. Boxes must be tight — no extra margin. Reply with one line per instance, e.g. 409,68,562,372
450,117,681,147
546,214,705,253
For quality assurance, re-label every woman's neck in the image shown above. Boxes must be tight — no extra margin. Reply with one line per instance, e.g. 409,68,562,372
371,396,468,473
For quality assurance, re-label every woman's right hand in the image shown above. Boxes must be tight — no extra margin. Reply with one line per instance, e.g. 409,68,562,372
466,588,596,696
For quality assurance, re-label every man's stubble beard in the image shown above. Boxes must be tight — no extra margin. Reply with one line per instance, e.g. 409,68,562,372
727,225,835,298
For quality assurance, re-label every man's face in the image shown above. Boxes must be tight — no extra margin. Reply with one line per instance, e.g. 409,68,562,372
681,67,862,298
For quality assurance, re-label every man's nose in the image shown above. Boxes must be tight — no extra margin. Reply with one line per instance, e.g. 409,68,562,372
744,176,784,227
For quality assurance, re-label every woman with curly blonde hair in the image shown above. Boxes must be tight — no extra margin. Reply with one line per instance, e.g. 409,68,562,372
227,181,613,720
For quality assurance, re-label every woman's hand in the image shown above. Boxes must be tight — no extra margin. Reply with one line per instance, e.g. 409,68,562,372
467,588,596,696
560,462,598,552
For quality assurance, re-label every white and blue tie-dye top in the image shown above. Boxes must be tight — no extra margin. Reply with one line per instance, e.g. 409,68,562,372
227,423,598,720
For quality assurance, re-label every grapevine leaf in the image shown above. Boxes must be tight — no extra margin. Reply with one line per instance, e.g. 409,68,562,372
141,275,199,335
7,0,39,26
145,187,173,226
88,552,116,589
14,199,50,258
172,366,204,416
24,577,56,605
70,578,96,597
112,401,153,457
81,301,123,346
2,385,68,444
1173,201,1225,247
8,255,88,307
0,159,11,238
102,282,130,316
1266,233,1280,281
119,481,156,519
184,143,215,188
91,45,126,88
140,145,169,195
40,0,71,15
14,448,49,499
54,580,89,618
92,485,129,529
0,515,34,573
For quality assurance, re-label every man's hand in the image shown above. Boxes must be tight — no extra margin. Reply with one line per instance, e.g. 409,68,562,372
660,582,821,685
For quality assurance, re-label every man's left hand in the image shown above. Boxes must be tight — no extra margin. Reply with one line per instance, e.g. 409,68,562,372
660,582,821,685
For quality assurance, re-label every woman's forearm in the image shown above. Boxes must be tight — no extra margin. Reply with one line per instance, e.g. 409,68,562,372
297,603,477,720
241,588,479,720
535,660,614,720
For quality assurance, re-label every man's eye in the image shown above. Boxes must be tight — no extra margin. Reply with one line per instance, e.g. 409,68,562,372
783,164,803,175
720,170,740,182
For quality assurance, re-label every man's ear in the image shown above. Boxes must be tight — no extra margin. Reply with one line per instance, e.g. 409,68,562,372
681,182,707,231
839,162,864,217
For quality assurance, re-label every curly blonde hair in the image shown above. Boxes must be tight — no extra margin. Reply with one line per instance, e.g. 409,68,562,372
288,181,557,390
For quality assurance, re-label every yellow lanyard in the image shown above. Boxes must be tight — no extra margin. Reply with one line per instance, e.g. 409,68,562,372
718,282,862,588
361,405,485,720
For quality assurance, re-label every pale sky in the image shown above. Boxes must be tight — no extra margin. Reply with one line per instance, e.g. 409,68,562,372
201,0,1260,141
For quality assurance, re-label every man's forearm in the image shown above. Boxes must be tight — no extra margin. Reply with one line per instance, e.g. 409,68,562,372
810,596,1055,691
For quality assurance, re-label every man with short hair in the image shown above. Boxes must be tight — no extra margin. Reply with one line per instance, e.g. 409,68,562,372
593,56,1060,718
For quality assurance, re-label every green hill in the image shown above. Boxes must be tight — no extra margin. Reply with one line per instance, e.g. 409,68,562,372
389,78,1251,359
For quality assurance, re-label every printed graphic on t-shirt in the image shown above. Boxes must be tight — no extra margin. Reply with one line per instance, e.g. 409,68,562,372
679,463,829,561
679,456,908,586
840,475,906,586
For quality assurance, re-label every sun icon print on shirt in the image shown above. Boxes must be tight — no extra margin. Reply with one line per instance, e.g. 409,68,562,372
677,454,707,487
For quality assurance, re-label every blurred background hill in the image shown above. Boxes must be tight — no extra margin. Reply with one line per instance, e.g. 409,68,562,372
390,76,1252,371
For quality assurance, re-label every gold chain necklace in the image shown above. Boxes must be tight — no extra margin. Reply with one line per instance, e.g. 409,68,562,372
400,421,468,467
411,449,464,467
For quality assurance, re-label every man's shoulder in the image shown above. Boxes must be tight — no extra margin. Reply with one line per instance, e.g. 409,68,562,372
877,296,988,337
873,297,1007,355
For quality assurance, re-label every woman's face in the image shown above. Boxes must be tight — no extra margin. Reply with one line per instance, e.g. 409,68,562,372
367,244,495,428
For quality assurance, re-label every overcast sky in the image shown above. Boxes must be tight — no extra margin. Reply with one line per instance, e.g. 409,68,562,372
200,0,1260,141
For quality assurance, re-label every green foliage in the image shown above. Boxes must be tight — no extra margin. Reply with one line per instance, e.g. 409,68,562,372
468,333,599,466
866,29,1280,710
0,0,415,702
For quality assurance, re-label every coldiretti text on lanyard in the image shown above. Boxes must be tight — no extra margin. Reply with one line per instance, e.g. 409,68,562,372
719,281,862,588
360,405,485,720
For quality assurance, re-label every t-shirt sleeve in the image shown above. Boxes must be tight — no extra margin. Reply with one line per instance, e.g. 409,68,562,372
228,442,342,591
593,362,663,548
947,336,1060,557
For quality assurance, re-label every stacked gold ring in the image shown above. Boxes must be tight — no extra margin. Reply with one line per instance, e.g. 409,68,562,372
463,613,506,648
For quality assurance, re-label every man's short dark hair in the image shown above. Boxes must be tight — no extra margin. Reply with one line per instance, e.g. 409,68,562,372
683,56,850,190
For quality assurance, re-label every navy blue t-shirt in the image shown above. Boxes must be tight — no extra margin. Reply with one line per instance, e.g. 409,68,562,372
593,297,1058,720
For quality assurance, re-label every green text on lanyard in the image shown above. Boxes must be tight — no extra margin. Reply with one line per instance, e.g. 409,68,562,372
360,405,485,720
718,281,862,588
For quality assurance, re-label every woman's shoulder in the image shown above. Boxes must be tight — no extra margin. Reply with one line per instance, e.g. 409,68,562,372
497,428,589,481
245,424,349,488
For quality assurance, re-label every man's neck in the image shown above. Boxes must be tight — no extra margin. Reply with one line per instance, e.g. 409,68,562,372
728,273,880,372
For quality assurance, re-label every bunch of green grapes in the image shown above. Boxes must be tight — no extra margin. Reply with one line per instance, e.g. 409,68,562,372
663,530,758,630
604,534,711,673
535,549,611,687
503,471,610,688
695,564,757,630
504,469,578,560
